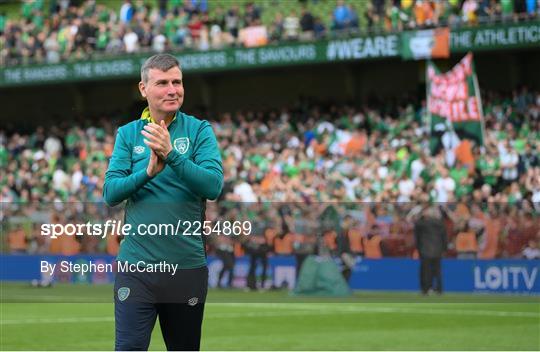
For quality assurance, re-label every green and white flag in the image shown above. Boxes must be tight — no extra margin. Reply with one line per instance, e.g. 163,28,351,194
427,53,485,154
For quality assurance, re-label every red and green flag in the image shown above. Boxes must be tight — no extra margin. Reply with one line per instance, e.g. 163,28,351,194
427,53,485,154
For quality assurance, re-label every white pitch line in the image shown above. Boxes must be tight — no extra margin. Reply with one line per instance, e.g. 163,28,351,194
0,294,107,302
213,303,540,318
0,310,352,325
320,306,540,318
1,305,538,325
0,316,115,325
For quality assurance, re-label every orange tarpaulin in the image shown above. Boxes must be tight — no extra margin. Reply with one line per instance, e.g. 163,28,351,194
49,233,81,255
365,235,382,259
456,139,475,170
479,217,500,259
456,231,478,253
8,228,27,251
347,228,364,254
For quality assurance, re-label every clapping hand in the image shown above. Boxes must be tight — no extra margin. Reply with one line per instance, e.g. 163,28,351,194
142,120,173,160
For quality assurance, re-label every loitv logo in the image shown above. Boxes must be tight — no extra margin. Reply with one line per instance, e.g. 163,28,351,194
474,266,538,291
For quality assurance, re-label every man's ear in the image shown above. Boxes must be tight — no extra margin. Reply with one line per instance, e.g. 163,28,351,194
138,81,147,98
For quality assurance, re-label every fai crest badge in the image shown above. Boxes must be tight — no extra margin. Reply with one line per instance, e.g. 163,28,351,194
173,137,190,155
118,287,130,301
187,297,198,306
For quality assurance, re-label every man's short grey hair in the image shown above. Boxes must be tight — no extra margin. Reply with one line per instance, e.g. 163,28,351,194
141,54,180,83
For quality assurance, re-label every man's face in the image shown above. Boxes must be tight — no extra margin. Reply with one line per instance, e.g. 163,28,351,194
139,66,184,115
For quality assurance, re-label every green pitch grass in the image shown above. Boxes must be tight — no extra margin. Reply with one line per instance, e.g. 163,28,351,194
1,283,539,350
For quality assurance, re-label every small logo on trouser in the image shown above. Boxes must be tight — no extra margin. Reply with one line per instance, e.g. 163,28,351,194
118,287,130,301
188,297,198,306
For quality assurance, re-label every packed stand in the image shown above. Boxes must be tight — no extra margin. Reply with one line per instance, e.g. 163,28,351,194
1,0,539,66
2,89,540,258
367,0,539,32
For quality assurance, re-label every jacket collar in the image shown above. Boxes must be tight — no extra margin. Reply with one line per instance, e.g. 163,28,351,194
140,107,178,124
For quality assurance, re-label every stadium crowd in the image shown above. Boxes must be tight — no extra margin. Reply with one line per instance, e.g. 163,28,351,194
1,0,539,65
2,88,539,259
